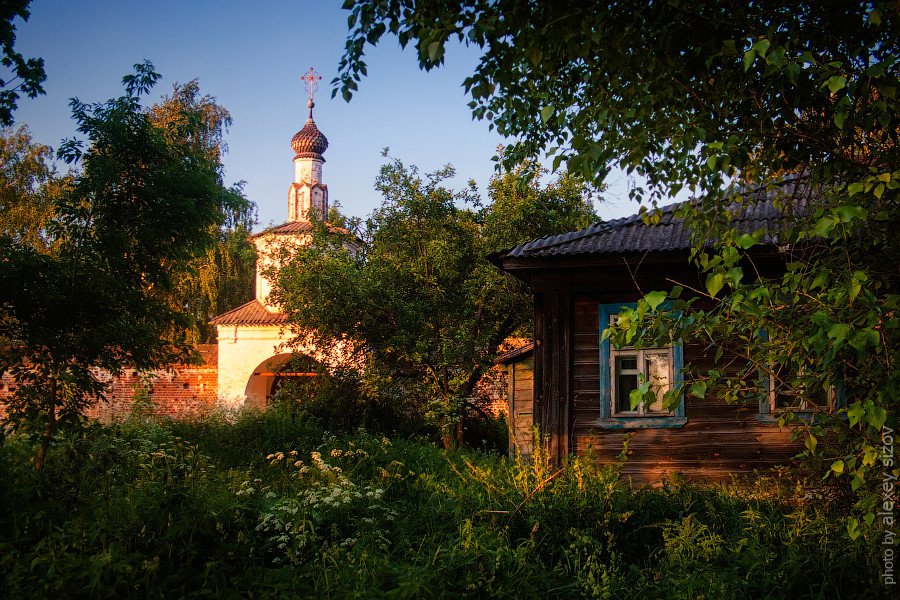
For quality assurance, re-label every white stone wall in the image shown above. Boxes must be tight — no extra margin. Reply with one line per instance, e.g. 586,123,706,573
216,324,292,408
294,156,323,184
216,324,359,409
253,234,312,309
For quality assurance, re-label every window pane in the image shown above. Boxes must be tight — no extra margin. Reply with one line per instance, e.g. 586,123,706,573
773,389,799,410
645,352,671,412
615,355,639,413
807,387,830,408
616,373,639,412
619,357,637,371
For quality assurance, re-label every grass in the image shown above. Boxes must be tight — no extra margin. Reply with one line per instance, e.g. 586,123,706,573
0,408,888,599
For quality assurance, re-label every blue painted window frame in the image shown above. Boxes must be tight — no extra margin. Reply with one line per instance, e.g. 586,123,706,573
754,330,845,423
757,369,845,424
598,303,686,429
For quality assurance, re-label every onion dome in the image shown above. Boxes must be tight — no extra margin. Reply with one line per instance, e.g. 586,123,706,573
291,99,329,160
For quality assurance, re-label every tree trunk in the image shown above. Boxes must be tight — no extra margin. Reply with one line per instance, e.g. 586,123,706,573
35,373,58,471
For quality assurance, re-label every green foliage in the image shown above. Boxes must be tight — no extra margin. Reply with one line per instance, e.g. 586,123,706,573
271,157,595,444
0,415,887,598
0,125,67,251
148,80,257,343
0,0,45,126
337,0,899,536
0,63,234,466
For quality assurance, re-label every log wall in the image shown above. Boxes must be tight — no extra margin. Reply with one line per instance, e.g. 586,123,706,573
527,256,801,483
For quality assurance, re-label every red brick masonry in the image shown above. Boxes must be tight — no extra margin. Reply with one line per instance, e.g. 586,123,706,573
1,344,510,422
0,345,218,423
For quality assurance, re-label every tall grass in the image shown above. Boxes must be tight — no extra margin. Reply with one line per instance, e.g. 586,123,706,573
0,410,887,598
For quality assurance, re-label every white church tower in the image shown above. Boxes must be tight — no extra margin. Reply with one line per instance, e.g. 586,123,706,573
211,68,351,409
288,80,329,222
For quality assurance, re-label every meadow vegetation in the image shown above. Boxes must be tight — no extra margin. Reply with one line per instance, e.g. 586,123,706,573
0,404,886,599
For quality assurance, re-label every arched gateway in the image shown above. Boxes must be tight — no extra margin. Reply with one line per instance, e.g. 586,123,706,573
211,69,356,409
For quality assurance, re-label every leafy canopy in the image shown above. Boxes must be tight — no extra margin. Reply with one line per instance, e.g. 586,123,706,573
336,0,899,533
148,81,257,344
271,157,596,443
0,0,45,126
0,63,237,466
0,125,67,251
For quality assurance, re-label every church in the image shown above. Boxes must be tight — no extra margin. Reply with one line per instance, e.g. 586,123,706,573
210,68,355,410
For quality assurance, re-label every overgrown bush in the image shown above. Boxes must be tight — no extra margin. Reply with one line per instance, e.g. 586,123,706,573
271,368,433,437
0,411,888,598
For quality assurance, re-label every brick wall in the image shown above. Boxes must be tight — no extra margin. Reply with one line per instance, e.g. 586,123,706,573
472,366,510,417
1,342,519,423
1,345,219,423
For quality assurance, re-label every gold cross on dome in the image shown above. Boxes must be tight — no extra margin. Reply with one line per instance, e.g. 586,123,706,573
300,67,321,104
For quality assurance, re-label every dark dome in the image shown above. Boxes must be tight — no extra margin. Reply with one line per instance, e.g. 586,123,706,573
291,101,328,159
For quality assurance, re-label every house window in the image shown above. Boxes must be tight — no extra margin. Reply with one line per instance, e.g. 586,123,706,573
598,304,686,429
758,365,840,422
611,347,675,416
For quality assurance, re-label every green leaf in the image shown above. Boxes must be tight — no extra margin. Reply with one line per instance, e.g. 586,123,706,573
834,111,846,129
690,380,707,399
743,49,755,72
847,517,861,540
644,290,667,311
814,216,836,237
836,205,865,222
827,323,850,346
735,234,757,249
849,277,861,304
826,75,847,93
427,41,441,62
540,105,556,123
805,433,817,454
752,39,771,56
629,381,651,410
831,460,844,475
847,402,865,427
705,272,725,298
527,46,543,66
869,406,888,431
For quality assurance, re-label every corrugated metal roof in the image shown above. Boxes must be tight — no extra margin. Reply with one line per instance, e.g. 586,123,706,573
494,180,813,261
209,300,288,326
494,342,535,365
249,221,349,239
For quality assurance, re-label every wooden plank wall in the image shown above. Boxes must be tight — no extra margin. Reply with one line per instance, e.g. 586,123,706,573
569,293,801,483
508,358,535,457
534,291,571,465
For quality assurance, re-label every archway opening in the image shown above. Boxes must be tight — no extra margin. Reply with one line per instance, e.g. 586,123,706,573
269,353,321,405
243,352,321,410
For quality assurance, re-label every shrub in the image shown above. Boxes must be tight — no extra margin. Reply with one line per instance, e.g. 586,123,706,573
0,411,889,598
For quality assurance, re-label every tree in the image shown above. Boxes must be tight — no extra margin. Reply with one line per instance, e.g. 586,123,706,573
0,125,67,251
337,1,898,531
149,81,257,343
0,62,230,467
0,0,45,126
271,157,595,445
0,82,257,345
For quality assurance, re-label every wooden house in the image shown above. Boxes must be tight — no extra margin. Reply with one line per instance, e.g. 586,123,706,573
489,190,809,483
495,343,535,458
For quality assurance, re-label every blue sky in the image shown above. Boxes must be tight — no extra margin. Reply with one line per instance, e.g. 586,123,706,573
13,0,644,230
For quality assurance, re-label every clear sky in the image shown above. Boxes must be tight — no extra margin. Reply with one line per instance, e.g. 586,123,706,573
12,0,645,230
